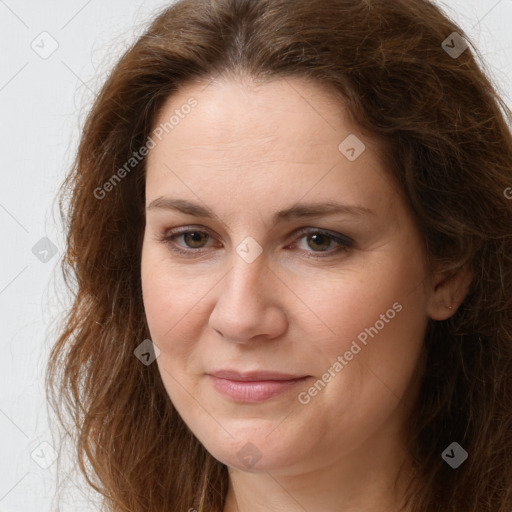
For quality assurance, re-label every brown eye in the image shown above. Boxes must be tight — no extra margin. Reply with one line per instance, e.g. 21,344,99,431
181,231,209,248
158,228,215,257
292,228,353,258
306,233,333,252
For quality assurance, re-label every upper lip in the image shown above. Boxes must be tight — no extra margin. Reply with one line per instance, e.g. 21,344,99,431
209,370,308,381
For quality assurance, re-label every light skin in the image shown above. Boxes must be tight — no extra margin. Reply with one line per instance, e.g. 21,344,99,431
140,76,472,512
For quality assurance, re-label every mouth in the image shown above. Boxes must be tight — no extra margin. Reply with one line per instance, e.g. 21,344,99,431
207,369,311,403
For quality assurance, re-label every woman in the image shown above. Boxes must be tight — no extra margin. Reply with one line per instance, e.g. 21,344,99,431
46,0,512,510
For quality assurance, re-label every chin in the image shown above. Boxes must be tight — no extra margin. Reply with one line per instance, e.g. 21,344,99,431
196,425,304,473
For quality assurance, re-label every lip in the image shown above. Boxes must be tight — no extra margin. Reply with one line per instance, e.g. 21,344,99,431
207,370,310,402
210,369,308,381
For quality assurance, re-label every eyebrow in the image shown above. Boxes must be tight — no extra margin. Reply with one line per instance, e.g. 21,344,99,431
147,197,375,223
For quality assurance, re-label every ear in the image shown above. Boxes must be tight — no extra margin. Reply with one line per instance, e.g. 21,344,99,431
427,263,473,321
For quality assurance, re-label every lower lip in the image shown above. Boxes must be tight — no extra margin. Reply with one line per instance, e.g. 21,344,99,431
208,375,310,402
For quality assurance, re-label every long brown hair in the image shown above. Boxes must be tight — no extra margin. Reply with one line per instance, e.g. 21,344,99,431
46,0,512,510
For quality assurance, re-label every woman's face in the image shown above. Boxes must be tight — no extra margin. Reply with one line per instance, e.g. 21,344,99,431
141,76,432,474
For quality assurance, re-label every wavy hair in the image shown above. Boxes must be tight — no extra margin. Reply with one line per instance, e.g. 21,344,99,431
46,0,512,510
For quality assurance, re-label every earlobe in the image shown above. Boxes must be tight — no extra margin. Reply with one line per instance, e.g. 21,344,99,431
427,263,473,321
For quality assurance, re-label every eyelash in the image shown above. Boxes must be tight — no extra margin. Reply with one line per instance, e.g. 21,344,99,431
157,226,354,259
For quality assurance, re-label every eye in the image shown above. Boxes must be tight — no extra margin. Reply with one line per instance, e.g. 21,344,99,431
174,230,209,249
158,227,215,256
157,226,353,259
288,228,353,258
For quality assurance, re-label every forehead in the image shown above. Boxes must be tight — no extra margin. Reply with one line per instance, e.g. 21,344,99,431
145,76,397,222
150,76,361,161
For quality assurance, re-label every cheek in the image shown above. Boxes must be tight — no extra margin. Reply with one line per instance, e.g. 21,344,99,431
140,242,218,370
293,247,428,398
290,253,427,447
296,249,426,342
140,245,210,413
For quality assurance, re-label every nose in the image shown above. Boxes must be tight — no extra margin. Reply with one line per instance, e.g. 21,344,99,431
208,250,288,344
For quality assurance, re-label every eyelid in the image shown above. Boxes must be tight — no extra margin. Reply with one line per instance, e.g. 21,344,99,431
290,227,354,247
161,225,219,251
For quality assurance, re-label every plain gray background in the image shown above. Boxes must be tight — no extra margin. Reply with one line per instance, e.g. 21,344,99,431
1,0,511,510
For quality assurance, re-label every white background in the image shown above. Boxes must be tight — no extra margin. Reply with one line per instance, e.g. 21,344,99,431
1,0,511,510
